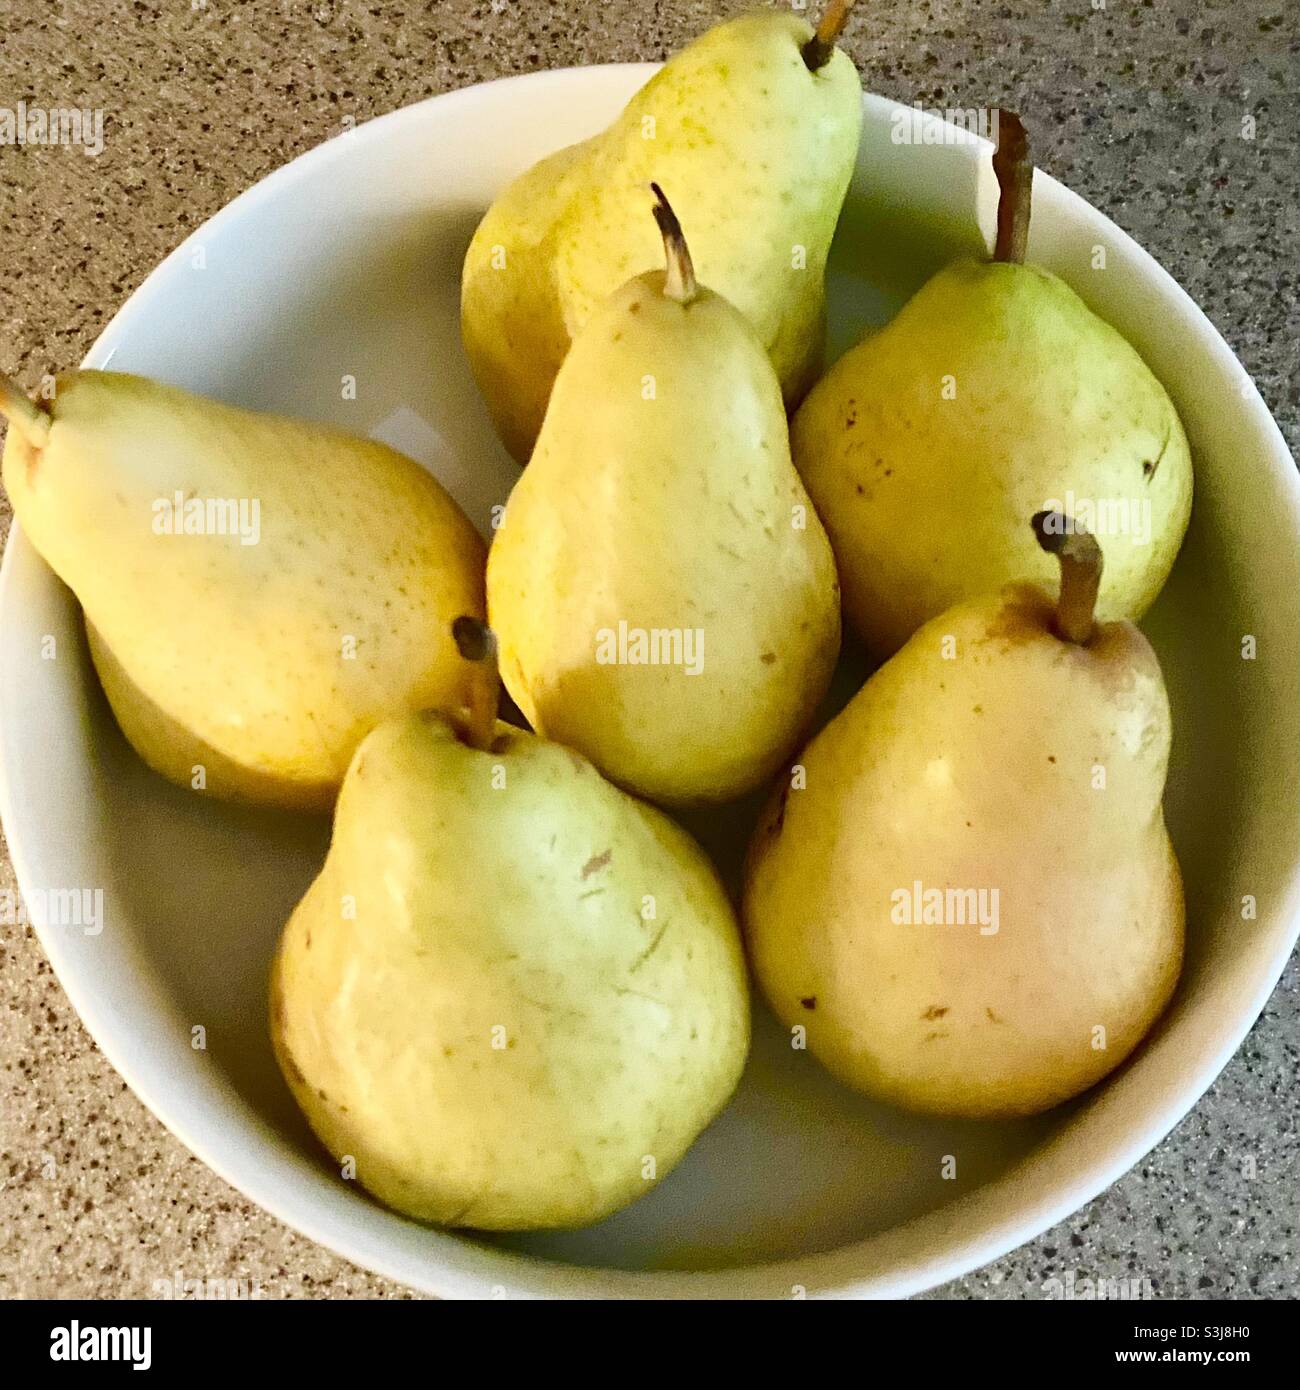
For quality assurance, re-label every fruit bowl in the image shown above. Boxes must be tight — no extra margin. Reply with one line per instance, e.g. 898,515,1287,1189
1,66,1297,1299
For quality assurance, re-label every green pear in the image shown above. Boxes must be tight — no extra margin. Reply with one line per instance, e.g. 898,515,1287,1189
462,3,863,461
487,189,841,806
792,111,1193,658
744,516,1184,1118
271,639,750,1229
0,371,490,810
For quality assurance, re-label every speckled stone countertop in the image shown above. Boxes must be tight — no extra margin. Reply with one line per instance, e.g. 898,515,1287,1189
1,0,1296,1299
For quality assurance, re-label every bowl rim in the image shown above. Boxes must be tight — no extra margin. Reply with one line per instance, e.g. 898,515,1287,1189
2,65,1299,1300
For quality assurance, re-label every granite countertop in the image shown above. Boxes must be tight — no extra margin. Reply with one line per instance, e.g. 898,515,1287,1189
1,0,1296,1299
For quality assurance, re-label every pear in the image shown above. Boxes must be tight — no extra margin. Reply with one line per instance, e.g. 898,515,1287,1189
743,516,1184,1118
461,2,863,461
0,371,489,810
487,188,841,806
271,621,750,1229
792,111,1193,658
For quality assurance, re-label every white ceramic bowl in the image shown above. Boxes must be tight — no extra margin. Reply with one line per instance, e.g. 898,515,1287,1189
2,68,1298,1299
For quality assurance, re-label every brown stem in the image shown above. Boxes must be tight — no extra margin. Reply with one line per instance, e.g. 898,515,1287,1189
802,0,857,72
451,616,501,752
0,374,52,447
650,183,697,303
1032,511,1103,644
992,109,1032,264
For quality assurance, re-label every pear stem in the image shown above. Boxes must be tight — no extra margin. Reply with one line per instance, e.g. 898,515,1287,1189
450,616,501,752
992,109,1032,264
1032,511,1104,645
0,374,52,447
802,0,857,72
650,183,697,304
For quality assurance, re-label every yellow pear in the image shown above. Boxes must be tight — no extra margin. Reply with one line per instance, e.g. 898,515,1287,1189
462,3,863,461
272,623,750,1229
487,189,841,806
0,371,489,810
792,112,1192,658
744,516,1184,1117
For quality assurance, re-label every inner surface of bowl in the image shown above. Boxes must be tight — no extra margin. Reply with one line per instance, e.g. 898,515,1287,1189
1,70,1296,1298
